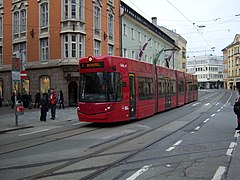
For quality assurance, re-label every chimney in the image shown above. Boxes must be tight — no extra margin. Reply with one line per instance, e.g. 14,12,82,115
152,17,157,25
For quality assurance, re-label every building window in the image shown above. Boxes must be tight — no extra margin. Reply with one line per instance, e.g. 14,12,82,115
123,24,127,36
64,35,68,58
138,31,142,42
108,13,114,41
64,0,68,19
22,79,30,94
131,51,135,59
20,9,26,32
63,0,84,20
13,43,27,66
40,76,50,94
71,0,76,18
108,44,114,55
94,40,101,56
0,78,3,99
71,34,76,57
0,47,2,66
94,5,101,36
40,38,49,62
123,48,127,57
40,3,48,27
131,28,135,40
79,0,84,21
63,33,85,59
79,34,84,58
0,17,2,43
14,11,19,34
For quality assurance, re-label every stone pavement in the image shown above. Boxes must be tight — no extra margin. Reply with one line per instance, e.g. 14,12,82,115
0,105,240,179
0,105,78,133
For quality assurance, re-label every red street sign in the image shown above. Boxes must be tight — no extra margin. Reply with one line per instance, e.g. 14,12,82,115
20,70,27,80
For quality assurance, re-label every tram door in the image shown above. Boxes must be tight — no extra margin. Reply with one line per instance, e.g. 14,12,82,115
129,74,136,119
165,77,171,109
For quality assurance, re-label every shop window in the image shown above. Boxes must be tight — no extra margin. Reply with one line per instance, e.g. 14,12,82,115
40,76,50,94
0,78,2,98
12,81,20,93
22,79,30,94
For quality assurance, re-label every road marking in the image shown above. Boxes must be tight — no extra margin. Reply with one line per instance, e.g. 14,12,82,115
205,103,210,106
221,106,223,109
72,122,83,126
19,129,49,136
195,126,200,131
217,109,221,112
226,142,237,156
166,146,175,152
190,131,195,134
174,140,183,146
216,102,219,105
166,140,183,152
234,131,240,138
192,102,200,107
212,166,226,180
211,114,215,117
126,165,151,180
204,118,209,123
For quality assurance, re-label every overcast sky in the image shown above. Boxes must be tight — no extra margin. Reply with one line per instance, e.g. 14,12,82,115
122,0,240,57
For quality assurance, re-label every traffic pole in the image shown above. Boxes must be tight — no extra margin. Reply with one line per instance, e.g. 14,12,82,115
14,88,18,126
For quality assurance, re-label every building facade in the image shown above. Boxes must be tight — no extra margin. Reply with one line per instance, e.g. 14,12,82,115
187,55,224,89
158,25,187,72
222,34,240,89
120,2,177,67
0,0,120,106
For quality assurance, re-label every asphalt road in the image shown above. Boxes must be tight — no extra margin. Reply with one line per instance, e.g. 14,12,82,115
0,89,238,180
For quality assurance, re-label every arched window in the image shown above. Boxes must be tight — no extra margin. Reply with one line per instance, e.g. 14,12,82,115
40,76,50,94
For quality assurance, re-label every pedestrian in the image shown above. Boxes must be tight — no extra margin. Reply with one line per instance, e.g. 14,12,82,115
34,91,40,108
28,92,32,109
49,88,57,120
58,90,64,109
39,93,48,122
22,91,29,108
234,87,240,130
0,95,2,107
11,92,15,109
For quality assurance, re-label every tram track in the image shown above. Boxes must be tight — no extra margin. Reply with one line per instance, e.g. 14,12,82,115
18,91,229,180
0,125,102,155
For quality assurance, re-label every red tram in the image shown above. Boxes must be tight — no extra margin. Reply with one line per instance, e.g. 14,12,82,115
77,55,198,123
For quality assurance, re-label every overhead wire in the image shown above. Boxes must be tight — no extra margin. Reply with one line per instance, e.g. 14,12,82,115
165,0,213,49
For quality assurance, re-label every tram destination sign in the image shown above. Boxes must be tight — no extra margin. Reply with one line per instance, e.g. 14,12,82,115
80,62,104,69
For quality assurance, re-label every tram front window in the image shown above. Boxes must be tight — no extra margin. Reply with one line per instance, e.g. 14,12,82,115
80,72,122,102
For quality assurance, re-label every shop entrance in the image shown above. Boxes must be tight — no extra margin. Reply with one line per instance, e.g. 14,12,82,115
68,81,78,106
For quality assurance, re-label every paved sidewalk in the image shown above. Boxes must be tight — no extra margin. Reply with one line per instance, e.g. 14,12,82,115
0,106,78,133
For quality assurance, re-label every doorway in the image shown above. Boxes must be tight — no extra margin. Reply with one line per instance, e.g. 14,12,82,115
68,81,78,106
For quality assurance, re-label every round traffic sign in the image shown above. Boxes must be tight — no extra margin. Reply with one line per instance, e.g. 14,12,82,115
20,70,27,80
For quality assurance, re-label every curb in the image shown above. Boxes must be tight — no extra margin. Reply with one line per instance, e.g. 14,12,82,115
0,125,34,134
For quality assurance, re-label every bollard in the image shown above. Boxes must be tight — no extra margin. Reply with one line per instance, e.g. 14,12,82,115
15,101,24,126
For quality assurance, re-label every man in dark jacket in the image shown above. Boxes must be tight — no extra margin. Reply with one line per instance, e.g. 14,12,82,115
40,93,48,122
34,91,40,108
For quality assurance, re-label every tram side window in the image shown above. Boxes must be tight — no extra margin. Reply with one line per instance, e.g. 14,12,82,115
194,83,198,91
138,77,145,100
109,72,122,101
158,78,165,98
187,82,193,91
138,77,154,100
171,80,176,95
178,80,184,94
146,78,154,99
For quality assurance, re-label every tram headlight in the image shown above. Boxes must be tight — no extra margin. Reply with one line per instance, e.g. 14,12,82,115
105,104,114,112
